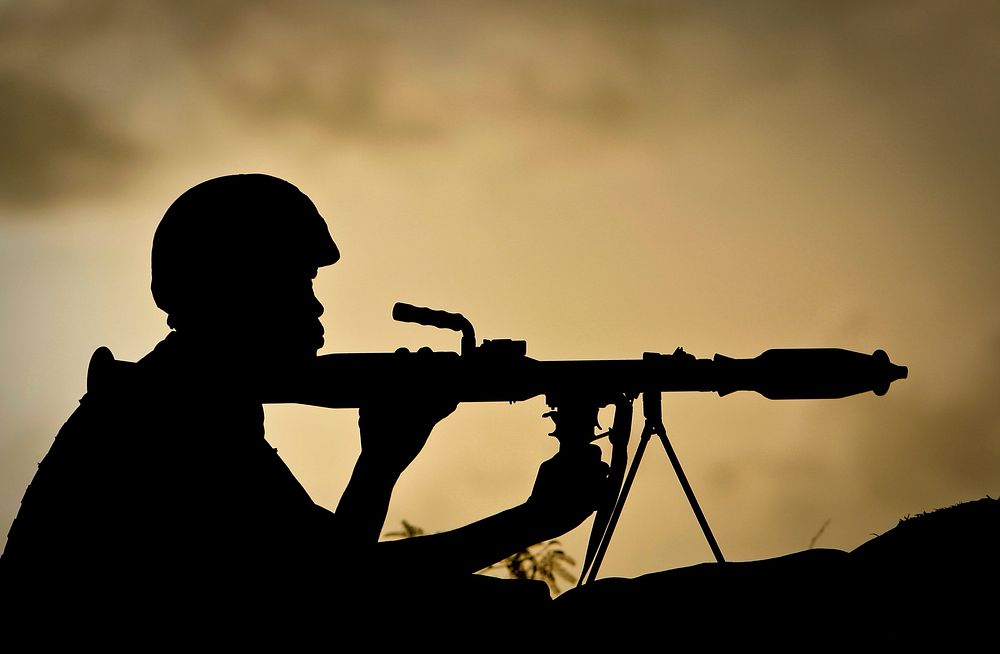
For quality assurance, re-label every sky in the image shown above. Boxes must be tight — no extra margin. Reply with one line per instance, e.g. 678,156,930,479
2,0,998,588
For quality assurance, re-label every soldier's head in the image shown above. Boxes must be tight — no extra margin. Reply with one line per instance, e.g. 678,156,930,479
151,174,339,361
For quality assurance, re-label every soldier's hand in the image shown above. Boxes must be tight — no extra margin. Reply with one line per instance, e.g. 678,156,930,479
525,445,610,539
357,347,457,477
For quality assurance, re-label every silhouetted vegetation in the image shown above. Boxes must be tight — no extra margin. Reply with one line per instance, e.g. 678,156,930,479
489,540,577,594
384,520,577,594
808,518,831,549
383,520,425,539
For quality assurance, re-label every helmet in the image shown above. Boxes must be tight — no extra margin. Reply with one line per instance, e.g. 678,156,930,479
151,174,339,325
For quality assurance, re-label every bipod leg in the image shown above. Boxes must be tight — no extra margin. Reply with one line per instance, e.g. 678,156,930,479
583,415,655,585
646,392,726,564
578,396,633,586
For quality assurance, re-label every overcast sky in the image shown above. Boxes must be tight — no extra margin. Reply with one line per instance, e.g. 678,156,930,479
2,0,998,585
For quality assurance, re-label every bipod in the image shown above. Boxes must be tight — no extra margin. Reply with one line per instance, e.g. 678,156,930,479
580,390,725,585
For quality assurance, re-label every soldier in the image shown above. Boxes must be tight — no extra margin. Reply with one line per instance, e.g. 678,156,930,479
1,174,608,633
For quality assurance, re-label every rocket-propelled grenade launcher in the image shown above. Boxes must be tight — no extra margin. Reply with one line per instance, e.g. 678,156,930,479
297,301,903,580
281,302,908,418
87,301,907,580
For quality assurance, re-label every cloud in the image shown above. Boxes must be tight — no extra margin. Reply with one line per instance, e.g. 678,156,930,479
1,0,998,214
0,72,136,209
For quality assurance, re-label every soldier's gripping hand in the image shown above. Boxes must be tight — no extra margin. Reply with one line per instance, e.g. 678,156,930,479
524,445,611,540
357,347,457,478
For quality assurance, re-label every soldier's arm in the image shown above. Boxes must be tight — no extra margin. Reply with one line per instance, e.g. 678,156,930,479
335,398,457,543
367,446,607,576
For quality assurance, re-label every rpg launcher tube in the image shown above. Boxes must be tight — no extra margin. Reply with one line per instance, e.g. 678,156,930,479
279,348,907,409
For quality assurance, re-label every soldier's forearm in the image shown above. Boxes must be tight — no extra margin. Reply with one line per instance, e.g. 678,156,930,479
375,503,553,577
335,452,402,544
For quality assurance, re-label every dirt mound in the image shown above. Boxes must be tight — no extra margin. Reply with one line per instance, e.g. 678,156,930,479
852,496,999,571
552,497,998,643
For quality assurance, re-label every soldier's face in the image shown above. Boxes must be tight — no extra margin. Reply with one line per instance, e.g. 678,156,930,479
239,265,326,364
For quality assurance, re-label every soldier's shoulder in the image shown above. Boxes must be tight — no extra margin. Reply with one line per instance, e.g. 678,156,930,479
50,346,166,452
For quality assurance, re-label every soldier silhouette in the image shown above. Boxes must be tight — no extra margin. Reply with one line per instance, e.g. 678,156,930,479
5,174,993,646
1,174,609,636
